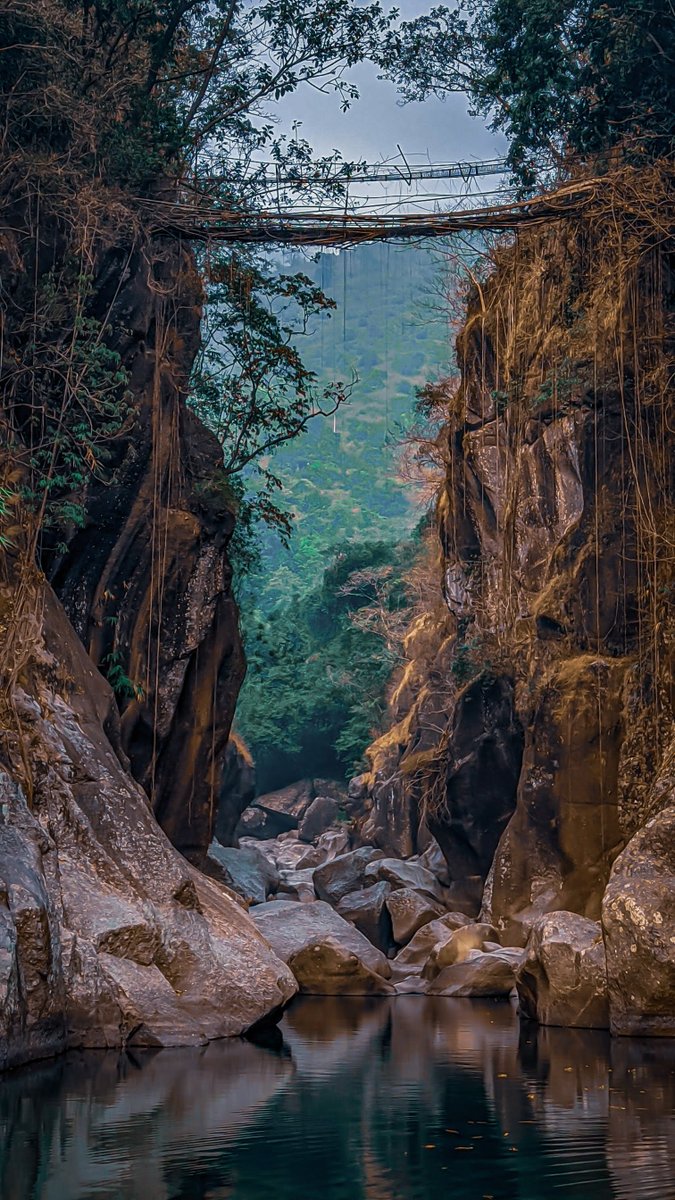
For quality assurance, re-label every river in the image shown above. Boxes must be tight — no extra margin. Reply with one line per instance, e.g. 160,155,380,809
2,997,674,1200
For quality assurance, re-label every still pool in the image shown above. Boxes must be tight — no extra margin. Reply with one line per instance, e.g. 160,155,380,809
1,996,674,1200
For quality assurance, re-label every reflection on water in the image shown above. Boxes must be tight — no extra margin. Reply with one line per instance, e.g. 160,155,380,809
1,997,674,1200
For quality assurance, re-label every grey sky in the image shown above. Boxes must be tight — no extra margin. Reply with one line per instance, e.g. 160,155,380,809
275,60,504,167
271,2,507,212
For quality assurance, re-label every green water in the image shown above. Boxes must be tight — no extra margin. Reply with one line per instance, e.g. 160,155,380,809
2,997,674,1199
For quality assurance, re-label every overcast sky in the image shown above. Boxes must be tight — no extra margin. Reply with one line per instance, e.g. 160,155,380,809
270,3,507,212
275,60,504,167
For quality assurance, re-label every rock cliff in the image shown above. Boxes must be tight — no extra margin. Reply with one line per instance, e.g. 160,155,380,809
357,168,674,1032
0,578,296,1070
0,199,289,1068
1,207,245,865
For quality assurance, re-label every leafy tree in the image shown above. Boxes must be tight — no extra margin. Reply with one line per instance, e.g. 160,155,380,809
381,0,675,183
0,0,454,544
236,539,416,790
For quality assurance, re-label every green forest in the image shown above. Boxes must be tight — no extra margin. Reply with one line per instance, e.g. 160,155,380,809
233,241,451,789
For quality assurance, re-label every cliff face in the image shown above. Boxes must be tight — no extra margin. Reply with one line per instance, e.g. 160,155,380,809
0,579,295,1070
1,212,245,865
358,171,674,999
0,196,282,1068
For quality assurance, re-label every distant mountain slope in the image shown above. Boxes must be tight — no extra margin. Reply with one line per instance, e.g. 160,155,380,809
249,241,451,608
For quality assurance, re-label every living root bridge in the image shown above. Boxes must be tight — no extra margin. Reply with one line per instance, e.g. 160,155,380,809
137,176,608,247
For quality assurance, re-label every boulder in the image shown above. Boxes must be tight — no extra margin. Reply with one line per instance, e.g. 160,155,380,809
417,839,451,886
207,843,279,905
288,938,395,996
250,899,391,983
277,868,317,902
429,949,519,997
235,807,291,841
313,847,384,906
256,780,315,824
298,797,340,844
245,835,307,872
423,922,500,979
516,912,609,1029
337,882,394,954
386,889,444,946
390,913,472,979
313,778,348,803
603,804,675,1037
0,590,298,1071
296,830,350,870
363,857,445,902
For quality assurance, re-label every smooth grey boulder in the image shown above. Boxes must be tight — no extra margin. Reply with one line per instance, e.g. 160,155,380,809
250,899,391,982
386,888,444,946
423,922,500,980
602,803,675,1037
313,847,384,906
516,911,609,1029
363,857,445,902
207,842,279,905
298,797,340,844
337,882,394,954
288,938,395,996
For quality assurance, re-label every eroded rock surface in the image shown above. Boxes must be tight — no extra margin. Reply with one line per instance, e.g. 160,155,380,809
516,912,609,1029
0,587,296,1070
603,802,675,1037
250,899,391,988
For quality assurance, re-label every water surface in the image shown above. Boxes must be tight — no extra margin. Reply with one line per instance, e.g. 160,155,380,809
2,997,674,1200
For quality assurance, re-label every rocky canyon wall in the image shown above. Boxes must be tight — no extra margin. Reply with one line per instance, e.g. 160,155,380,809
356,169,674,1029
1,204,245,866
0,194,290,1068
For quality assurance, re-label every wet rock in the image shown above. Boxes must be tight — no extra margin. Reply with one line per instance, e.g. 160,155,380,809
296,829,351,870
386,889,445,946
423,922,500,979
516,912,609,1029
603,803,675,1037
250,899,391,982
298,797,340,844
313,847,384,907
288,939,395,996
337,882,394,954
207,843,279,906
427,675,524,911
363,857,445,903
487,656,628,942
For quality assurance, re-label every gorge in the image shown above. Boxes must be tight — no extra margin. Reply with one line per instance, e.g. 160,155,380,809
0,0,674,1195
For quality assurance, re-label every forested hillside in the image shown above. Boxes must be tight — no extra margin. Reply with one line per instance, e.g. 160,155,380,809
242,241,451,608
234,241,452,785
